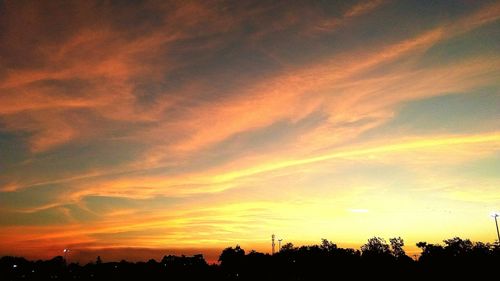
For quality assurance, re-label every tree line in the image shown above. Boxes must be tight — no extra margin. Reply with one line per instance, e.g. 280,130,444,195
2,237,499,280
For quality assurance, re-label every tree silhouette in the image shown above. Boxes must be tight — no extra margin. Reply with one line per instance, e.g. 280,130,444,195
389,237,405,258
279,242,295,252
2,237,500,280
219,245,245,265
218,245,245,279
443,237,473,256
361,237,391,257
320,238,338,252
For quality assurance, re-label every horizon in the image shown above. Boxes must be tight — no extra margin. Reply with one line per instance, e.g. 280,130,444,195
0,236,492,265
1,0,499,263
0,238,409,264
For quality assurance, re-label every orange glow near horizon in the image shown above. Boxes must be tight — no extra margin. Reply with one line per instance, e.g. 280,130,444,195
0,0,499,263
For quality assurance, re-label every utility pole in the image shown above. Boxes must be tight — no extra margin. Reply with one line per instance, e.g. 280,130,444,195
493,213,500,243
278,239,283,252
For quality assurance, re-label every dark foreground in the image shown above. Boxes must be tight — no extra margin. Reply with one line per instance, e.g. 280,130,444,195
2,237,500,280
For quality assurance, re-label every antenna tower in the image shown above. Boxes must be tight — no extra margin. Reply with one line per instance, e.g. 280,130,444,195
272,234,275,254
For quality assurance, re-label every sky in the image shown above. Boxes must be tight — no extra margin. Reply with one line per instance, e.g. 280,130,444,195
0,0,499,263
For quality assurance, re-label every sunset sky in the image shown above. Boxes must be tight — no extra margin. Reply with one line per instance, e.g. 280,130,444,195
1,0,499,263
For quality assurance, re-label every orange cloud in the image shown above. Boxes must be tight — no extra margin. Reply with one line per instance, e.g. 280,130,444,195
4,4,499,198
344,0,386,18
0,1,242,152
313,0,386,32
2,0,497,154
